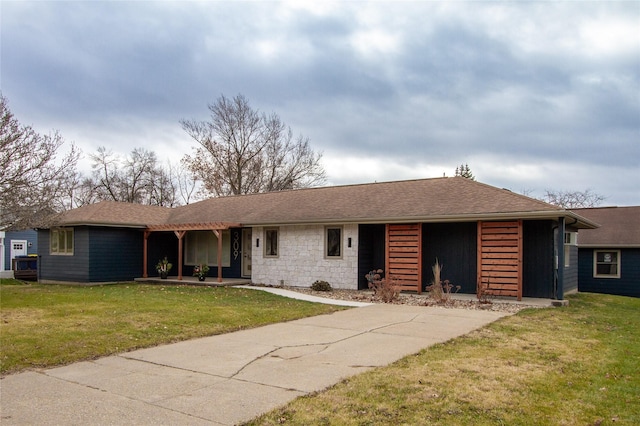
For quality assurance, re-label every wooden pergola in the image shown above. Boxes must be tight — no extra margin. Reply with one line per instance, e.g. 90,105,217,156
142,222,242,282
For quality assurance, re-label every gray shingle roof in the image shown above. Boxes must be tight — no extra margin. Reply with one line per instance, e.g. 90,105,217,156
49,177,597,228
571,206,640,247
169,177,567,225
49,201,172,227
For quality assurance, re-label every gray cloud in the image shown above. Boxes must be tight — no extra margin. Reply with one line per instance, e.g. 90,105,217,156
1,1,638,205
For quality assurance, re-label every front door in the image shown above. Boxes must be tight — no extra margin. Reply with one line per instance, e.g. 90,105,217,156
242,229,252,278
11,240,27,261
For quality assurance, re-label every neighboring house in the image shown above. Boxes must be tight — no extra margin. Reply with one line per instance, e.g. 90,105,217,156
38,177,597,300
1,229,38,279
572,206,640,298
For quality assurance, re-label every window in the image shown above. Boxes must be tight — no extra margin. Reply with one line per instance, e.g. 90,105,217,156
325,226,342,258
594,250,620,278
264,228,279,257
563,232,577,267
50,228,74,255
185,231,230,266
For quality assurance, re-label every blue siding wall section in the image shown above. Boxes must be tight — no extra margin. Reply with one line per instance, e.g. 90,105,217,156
358,224,386,290
89,227,143,282
579,248,640,297
422,222,477,294
146,232,178,278
39,227,141,283
38,228,90,282
564,245,579,293
522,220,554,299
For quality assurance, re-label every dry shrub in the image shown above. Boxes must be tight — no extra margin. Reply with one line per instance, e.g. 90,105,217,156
366,269,400,303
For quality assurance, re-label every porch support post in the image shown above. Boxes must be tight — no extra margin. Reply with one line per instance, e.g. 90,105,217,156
143,230,151,278
556,217,565,300
174,231,186,280
213,230,222,282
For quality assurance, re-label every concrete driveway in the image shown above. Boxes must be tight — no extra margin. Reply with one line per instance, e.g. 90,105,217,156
1,300,508,425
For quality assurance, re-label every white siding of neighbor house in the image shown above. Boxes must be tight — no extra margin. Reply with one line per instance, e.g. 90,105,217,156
251,224,359,289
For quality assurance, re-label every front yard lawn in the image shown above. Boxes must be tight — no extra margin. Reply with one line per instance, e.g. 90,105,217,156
0,281,346,375
248,293,640,425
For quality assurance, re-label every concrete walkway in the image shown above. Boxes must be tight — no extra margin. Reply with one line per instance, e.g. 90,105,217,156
0,291,509,425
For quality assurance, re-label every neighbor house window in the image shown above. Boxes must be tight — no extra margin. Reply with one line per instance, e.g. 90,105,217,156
325,226,342,258
50,228,74,255
594,250,620,278
185,230,230,267
264,228,279,257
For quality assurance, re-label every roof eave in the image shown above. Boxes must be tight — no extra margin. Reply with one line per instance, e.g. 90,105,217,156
578,244,640,249
48,221,151,229
245,210,598,227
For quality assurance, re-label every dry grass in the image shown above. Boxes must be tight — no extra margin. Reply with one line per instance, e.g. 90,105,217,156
0,281,346,375
247,293,640,425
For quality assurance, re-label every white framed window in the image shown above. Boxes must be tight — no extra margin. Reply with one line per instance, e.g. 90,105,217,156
564,232,577,245
185,230,230,267
593,250,620,278
325,226,342,259
563,232,577,267
50,228,74,255
264,228,279,258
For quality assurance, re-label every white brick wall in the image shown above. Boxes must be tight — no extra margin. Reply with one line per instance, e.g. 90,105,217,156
251,224,359,289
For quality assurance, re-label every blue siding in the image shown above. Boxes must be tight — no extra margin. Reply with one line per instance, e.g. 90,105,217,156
88,227,143,282
422,222,477,294
145,232,178,278
579,248,640,297
358,224,386,290
564,245,579,293
38,228,90,282
3,229,38,271
522,220,554,299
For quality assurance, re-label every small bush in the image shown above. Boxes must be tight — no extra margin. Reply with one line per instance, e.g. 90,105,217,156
366,269,400,303
372,277,401,303
476,278,493,304
311,280,332,292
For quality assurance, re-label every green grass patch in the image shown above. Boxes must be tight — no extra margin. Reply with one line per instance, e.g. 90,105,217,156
247,293,640,425
0,281,346,375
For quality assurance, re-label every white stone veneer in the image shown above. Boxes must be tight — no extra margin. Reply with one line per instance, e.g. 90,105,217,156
251,224,359,289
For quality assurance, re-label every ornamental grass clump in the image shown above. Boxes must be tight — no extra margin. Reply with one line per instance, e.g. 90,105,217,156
426,258,460,304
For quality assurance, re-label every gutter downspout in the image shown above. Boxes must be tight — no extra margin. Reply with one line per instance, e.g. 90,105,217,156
555,217,565,300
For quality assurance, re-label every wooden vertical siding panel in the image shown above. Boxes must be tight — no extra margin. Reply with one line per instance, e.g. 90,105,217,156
386,223,422,293
517,219,523,300
477,220,523,300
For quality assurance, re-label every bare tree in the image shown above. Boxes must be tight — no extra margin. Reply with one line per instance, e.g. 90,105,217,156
0,95,79,229
542,189,606,208
181,94,326,197
87,146,180,207
177,158,200,204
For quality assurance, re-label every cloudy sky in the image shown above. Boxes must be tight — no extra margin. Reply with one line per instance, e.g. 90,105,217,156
2,1,638,205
